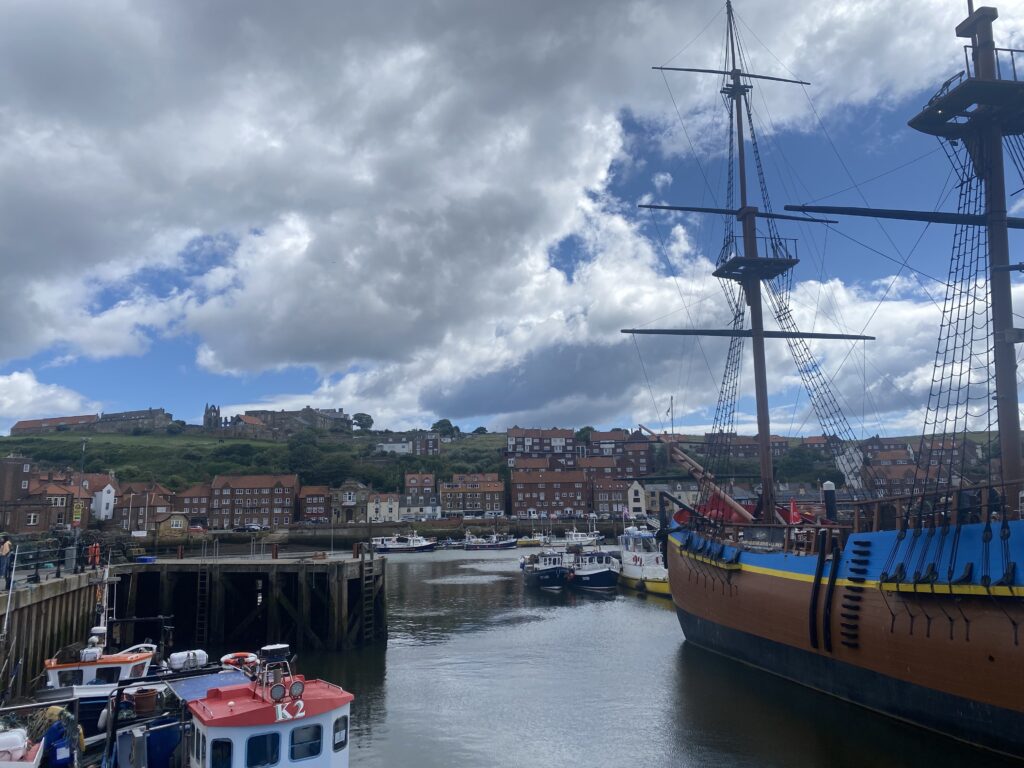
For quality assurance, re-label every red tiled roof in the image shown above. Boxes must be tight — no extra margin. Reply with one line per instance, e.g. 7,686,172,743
506,428,573,439
578,457,616,468
511,469,586,483
177,484,212,497
237,415,264,426
299,485,329,497
511,458,550,469
588,430,630,442
212,474,299,489
11,414,99,431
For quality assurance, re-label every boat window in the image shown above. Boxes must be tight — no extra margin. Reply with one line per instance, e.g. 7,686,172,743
57,669,83,686
130,663,147,677
202,734,207,765
211,738,232,768
290,724,321,760
332,716,348,752
95,666,122,684
245,733,279,768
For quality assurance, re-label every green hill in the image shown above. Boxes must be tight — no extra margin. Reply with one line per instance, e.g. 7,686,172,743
0,431,507,492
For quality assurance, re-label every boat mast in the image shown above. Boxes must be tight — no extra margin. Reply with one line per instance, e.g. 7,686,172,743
724,1,777,516
626,1,872,521
788,5,1024,515
967,7,1022,513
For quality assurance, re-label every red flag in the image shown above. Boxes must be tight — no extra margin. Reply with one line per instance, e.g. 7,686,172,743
789,499,800,524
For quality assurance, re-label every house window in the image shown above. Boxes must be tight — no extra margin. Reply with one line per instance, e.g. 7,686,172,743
26,513,38,526
170,518,183,529
20,480,27,490
22,464,29,472
290,724,322,761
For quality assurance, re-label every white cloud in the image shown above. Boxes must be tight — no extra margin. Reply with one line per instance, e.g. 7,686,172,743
0,371,99,435
0,0,1020,434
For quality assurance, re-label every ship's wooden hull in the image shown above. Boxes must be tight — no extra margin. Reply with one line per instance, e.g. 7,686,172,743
668,532,1024,759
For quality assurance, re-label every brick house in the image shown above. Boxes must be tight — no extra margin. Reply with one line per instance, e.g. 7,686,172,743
209,474,299,530
173,484,212,525
299,486,331,524
505,428,576,468
591,478,629,517
114,482,173,533
400,473,441,520
510,469,585,518
439,473,505,517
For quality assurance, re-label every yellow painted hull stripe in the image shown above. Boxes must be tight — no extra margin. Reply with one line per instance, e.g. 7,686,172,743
675,547,1024,597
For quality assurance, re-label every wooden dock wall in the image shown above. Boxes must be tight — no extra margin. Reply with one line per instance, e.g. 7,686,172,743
0,573,99,699
116,555,386,652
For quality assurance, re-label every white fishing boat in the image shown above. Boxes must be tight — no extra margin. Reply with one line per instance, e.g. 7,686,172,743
615,527,669,596
369,532,436,553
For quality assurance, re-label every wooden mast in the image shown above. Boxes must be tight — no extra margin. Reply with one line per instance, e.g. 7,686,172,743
788,5,1024,516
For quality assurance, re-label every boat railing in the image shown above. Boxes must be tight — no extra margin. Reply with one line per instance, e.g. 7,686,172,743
721,232,798,261
963,44,1024,82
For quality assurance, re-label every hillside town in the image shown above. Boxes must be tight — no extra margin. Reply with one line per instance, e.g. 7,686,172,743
0,415,983,535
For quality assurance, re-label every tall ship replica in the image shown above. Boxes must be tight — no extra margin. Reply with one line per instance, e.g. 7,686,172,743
628,2,1024,759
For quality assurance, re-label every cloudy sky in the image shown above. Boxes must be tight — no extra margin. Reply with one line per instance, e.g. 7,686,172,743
2,0,1023,436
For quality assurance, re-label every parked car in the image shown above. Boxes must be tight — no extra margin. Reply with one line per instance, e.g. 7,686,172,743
188,525,205,533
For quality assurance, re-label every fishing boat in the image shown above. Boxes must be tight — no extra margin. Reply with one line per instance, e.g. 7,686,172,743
615,527,669,596
520,550,570,591
34,567,209,748
369,532,436,553
516,532,552,547
558,526,603,546
566,549,621,592
101,643,354,768
463,532,518,550
630,2,1024,759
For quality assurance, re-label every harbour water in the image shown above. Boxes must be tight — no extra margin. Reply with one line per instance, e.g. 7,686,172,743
301,549,1014,768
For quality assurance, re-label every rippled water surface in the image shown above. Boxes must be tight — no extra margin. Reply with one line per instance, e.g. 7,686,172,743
299,549,1013,768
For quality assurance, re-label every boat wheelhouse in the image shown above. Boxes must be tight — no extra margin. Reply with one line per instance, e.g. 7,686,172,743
616,527,669,596
567,551,620,592
189,646,353,768
560,527,603,546
520,550,569,591
104,644,354,768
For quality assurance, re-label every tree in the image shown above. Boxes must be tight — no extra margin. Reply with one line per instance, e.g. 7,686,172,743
575,426,595,442
472,426,488,434
431,418,456,437
353,413,374,430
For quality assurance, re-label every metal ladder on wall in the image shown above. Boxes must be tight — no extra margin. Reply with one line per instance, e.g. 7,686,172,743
360,549,375,643
195,539,218,647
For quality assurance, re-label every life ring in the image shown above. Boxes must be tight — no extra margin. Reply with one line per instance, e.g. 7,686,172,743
220,652,258,669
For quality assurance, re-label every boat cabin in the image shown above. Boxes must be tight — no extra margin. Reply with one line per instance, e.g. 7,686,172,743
187,645,353,768
43,628,155,688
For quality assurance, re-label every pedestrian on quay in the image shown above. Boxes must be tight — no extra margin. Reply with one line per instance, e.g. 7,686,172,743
0,535,12,591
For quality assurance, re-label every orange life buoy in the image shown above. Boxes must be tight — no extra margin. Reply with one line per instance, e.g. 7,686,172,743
220,652,258,668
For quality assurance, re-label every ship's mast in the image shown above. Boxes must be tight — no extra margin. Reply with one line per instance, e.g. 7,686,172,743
724,1,777,515
626,2,872,521
789,5,1024,515
967,8,1022,513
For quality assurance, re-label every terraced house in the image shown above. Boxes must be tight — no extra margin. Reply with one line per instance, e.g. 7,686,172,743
209,474,299,529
